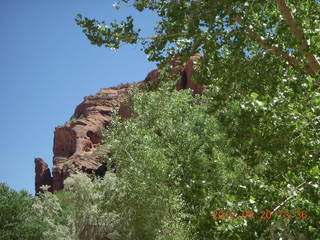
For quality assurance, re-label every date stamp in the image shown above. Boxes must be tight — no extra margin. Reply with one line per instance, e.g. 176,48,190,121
211,209,308,220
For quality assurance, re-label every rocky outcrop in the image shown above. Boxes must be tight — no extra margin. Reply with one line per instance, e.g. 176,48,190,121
175,54,206,94
35,158,52,193
35,56,205,193
51,84,136,191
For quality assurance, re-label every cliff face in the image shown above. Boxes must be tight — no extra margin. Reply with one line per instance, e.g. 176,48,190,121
35,56,205,193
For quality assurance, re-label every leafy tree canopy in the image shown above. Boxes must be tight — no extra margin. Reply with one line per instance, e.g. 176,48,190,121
73,1,320,239
99,84,320,239
0,183,45,240
76,0,320,79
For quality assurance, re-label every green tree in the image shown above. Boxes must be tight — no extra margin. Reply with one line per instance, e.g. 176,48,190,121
76,0,320,77
100,84,319,239
0,183,45,240
75,1,320,239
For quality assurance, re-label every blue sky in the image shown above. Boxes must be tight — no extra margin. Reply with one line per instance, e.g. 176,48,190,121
0,0,158,194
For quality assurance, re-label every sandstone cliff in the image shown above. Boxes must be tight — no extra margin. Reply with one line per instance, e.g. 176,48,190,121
35,56,205,193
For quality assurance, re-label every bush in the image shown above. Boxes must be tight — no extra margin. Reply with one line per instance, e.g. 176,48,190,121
33,172,121,240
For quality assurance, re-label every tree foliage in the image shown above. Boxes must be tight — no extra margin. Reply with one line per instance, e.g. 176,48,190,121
99,84,319,239
73,1,320,239
76,0,320,77
0,183,45,240
33,173,121,240
2,1,320,239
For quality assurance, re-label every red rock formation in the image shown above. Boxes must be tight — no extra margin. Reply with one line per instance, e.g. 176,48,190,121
35,56,204,193
144,69,160,85
175,54,206,94
35,158,52,193
50,84,136,191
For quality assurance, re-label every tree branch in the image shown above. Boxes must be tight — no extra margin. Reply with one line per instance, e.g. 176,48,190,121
230,14,304,72
275,0,320,76
272,181,306,215
134,33,183,40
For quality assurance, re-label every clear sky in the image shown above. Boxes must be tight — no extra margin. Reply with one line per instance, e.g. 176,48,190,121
0,0,158,195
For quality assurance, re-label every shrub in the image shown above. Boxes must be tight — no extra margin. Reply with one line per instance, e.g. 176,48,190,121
33,172,120,240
